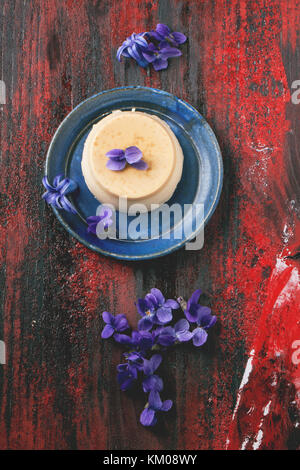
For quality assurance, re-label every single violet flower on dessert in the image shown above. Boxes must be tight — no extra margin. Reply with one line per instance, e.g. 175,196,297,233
42,174,78,214
86,206,113,235
106,146,148,171
148,23,187,47
101,311,129,339
117,32,149,68
142,42,182,71
140,390,173,427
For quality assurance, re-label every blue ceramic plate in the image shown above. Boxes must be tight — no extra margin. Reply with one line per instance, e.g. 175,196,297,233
45,86,223,260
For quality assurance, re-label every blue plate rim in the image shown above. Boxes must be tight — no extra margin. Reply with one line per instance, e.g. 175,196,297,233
45,86,223,261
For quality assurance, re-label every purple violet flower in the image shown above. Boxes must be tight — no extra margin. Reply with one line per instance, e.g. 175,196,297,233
184,289,213,324
146,288,179,324
197,307,217,330
132,331,154,351
42,174,78,214
143,354,164,393
114,330,154,352
142,354,163,393
117,350,145,391
117,363,136,391
192,306,217,347
142,42,182,71
143,354,162,375
136,298,158,331
154,320,193,347
143,374,163,393
106,146,148,171
140,391,173,426
101,311,129,339
137,289,179,331
155,326,176,347
86,206,113,235
113,333,133,346
117,32,149,67
148,23,187,47
125,351,145,369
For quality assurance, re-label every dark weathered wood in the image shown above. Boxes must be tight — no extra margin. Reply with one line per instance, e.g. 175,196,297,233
0,0,299,450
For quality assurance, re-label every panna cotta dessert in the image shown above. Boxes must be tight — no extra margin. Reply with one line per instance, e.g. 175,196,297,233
81,109,183,212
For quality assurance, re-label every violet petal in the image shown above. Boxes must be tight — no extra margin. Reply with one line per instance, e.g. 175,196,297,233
151,288,165,306
156,307,172,324
160,46,182,59
102,311,113,324
140,407,156,426
192,328,208,347
125,146,143,163
161,399,173,412
130,160,148,170
156,23,171,38
143,375,163,393
148,390,163,410
177,330,193,342
101,324,115,339
164,299,179,309
174,318,189,333
105,148,125,159
153,57,168,71
138,316,153,331
106,159,126,171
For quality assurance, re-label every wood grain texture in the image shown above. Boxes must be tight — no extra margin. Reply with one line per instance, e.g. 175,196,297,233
0,0,299,450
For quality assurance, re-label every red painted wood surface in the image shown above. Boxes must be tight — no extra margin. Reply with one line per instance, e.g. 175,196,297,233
0,0,299,450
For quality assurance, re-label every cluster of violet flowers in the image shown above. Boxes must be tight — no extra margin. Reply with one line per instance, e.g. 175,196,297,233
101,288,216,427
117,24,187,71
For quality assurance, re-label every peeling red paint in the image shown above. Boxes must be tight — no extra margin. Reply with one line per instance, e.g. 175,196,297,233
227,254,300,450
